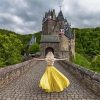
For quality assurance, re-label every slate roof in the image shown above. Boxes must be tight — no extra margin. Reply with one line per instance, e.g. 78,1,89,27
64,27,74,39
40,35,60,43
57,10,64,21
64,19,74,39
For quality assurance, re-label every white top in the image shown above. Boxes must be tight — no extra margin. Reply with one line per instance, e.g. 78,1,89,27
45,57,56,66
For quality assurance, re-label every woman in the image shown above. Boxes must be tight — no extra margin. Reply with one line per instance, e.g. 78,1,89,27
33,52,70,92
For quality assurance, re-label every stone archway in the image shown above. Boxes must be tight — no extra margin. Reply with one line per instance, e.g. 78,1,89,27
45,47,54,56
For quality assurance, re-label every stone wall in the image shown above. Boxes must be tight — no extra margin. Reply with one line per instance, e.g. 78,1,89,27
0,59,35,89
40,42,60,57
59,60,100,96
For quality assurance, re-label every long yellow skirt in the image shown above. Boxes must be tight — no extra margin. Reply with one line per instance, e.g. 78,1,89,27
39,66,70,92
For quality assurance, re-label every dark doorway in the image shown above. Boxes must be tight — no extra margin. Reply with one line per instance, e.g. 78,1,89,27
45,47,54,56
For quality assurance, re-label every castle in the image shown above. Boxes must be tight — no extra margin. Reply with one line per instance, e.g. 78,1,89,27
40,9,75,60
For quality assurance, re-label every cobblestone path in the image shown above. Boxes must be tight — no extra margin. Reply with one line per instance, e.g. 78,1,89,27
0,61,99,100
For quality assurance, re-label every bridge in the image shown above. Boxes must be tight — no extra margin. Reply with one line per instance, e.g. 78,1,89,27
0,59,100,100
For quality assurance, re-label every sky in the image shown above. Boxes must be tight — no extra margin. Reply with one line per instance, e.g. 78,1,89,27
0,0,100,34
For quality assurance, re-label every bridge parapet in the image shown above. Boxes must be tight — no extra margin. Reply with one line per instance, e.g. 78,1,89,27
59,61,100,96
0,59,34,89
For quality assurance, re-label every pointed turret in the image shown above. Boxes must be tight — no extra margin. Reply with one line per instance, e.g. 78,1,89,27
57,10,64,21
64,19,74,39
45,12,48,18
52,9,56,20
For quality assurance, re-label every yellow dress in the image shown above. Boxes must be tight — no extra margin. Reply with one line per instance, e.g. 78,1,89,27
39,58,70,92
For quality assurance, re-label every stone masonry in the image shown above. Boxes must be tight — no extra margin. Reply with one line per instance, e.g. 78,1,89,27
0,60,99,100
0,59,35,89
59,60,100,97
40,9,75,59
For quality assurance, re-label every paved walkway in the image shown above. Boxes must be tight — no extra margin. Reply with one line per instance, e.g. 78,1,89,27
0,61,99,100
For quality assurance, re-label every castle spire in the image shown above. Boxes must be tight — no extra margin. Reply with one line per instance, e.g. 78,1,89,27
58,0,62,11
59,5,62,11
57,10,64,21
57,0,64,21
52,9,56,20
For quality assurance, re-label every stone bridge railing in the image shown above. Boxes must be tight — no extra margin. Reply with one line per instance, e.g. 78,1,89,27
0,59,35,89
59,60,100,96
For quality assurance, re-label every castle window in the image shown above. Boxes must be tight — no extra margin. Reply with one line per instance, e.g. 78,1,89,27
60,29,64,33
59,29,64,36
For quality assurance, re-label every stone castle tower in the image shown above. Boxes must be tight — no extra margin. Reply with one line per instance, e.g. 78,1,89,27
40,9,75,60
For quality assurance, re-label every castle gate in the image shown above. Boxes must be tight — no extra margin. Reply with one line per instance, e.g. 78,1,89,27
40,35,60,57
45,47,54,56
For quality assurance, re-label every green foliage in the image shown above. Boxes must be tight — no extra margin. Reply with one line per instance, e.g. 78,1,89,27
17,32,41,54
0,32,23,67
28,43,40,53
0,29,41,67
73,53,91,68
91,55,100,72
16,34,32,55
0,58,6,67
0,29,25,67
0,29,17,35
73,27,100,73
34,31,41,44
74,28,100,59
28,32,41,54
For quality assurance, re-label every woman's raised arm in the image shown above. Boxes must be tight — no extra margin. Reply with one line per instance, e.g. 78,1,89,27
33,58,45,61
55,58,68,61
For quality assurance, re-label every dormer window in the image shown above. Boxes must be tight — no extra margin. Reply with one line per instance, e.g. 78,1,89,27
59,29,64,36
60,29,64,33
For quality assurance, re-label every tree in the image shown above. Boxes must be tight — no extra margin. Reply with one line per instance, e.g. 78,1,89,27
28,43,40,54
0,33,23,67
91,55,100,72
34,31,41,44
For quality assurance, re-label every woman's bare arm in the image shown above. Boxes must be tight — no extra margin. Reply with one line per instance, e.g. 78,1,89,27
33,58,45,61
55,58,68,61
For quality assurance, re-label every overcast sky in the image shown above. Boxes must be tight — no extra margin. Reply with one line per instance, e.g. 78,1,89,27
0,0,100,34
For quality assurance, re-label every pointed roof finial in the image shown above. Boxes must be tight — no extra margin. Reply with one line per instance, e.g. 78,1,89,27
59,5,62,11
59,0,62,11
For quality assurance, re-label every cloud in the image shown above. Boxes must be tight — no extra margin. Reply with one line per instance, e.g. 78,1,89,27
0,0,100,34
62,0,100,27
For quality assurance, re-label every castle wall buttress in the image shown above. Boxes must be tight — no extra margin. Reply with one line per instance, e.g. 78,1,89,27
59,35,69,51
70,39,75,58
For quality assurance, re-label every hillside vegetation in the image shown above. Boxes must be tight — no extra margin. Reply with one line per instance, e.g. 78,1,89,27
73,27,100,72
0,28,100,73
0,29,32,67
